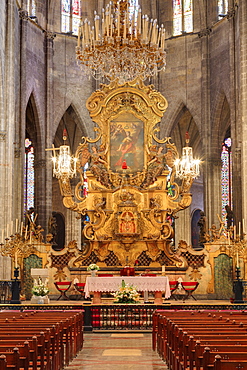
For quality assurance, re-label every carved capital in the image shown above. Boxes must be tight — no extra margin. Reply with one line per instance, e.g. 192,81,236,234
18,9,29,21
44,31,56,40
0,131,6,141
198,27,212,38
227,4,238,20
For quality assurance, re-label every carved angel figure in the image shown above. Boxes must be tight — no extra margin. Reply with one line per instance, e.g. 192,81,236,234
90,145,112,188
141,145,166,188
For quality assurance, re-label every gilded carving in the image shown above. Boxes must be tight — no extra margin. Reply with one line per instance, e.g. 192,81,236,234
58,79,197,267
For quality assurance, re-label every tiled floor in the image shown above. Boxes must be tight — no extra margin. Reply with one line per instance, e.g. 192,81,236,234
64,332,168,369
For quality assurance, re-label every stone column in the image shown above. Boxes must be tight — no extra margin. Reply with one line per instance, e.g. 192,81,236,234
238,1,247,230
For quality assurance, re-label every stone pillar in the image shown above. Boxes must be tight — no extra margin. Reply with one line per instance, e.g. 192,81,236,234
238,1,247,230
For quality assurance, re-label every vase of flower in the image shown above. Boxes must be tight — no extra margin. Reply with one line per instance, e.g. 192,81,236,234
32,278,49,304
87,263,100,276
113,280,140,304
37,296,45,304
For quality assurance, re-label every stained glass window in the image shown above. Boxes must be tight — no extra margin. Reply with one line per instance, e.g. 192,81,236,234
27,0,36,17
173,0,193,36
218,0,228,18
24,138,35,215
61,0,81,35
221,137,232,224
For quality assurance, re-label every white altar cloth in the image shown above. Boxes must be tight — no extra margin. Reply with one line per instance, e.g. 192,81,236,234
84,276,171,299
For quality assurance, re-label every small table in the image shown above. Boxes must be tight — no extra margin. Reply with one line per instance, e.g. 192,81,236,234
84,276,171,304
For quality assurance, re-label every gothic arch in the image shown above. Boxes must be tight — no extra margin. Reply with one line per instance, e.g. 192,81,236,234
211,90,230,157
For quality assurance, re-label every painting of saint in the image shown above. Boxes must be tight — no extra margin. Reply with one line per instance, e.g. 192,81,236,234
110,113,144,173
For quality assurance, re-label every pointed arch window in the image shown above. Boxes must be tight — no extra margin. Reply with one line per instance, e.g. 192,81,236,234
221,137,232,224
218,0,228,19
24,138,35,215
173,0,193,36
61,0,81,35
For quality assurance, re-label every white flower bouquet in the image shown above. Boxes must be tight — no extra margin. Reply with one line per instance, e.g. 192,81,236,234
87,263,100,271
32,278,49,297
113,280,140,303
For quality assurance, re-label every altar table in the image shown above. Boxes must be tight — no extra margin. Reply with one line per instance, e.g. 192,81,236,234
84,276,171,304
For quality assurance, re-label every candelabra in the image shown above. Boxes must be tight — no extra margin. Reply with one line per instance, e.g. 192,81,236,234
76,0,166,83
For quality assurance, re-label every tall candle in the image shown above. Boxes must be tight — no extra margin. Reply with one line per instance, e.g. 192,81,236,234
25,226,28,240
1,229,3,244
15,219,18,233
236,251,239,268
228,231,230,245
15,252,17,268
11,221,13,236
162,265,166,273
6,224,9,237
20,222,23,236
243,219,245,237
239,221,241,237
234,225,236,240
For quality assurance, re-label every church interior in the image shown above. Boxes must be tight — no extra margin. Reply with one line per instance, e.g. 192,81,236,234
0,0,247,368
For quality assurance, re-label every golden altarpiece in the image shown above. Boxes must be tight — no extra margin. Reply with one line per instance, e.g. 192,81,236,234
55,79,197,272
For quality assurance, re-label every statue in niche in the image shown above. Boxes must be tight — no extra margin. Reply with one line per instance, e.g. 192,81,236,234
225,205,234,230
119,211,136,234
48,212,58,247
197,211,208,246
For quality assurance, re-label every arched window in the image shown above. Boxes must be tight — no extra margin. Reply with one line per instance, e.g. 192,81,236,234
27,0,36,17
173,0,193,36
221,137,232,224
218,0,228,19
61,0,81,35
24,138,35,215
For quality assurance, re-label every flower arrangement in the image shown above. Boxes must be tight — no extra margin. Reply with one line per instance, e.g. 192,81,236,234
32,278,49,297
113,280,140,304
87,263,100,271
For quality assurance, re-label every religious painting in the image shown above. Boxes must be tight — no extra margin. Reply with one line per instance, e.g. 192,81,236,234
110,112,144,173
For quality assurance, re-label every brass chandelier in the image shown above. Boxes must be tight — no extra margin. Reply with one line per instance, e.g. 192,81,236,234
75,0,166,83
